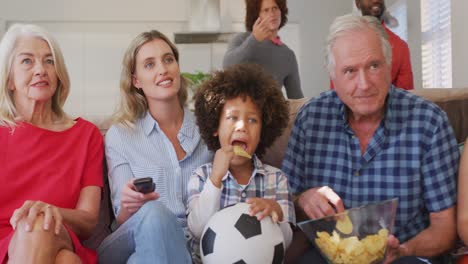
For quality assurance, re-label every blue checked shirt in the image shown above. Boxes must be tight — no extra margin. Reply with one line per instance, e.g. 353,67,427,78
105,108,213,230
282,86,459,242
187,155,295,262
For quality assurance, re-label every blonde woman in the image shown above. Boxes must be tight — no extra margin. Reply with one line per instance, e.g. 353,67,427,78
97,30,212,264
0,24,103,263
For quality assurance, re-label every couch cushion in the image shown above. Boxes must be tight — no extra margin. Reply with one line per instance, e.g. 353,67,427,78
262,98,309,168
82,116,113,249
411,88,468,143
81,156,113,250
85,116,112,135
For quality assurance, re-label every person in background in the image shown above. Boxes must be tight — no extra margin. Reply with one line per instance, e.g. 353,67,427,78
283,14,458,263
331,0,414,90
355,0,413,90
97,30,212,264
0,24,103,263
223,0,304,99
187,63,295,263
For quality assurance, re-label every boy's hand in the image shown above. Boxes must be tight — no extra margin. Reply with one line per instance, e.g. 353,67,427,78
210,145,235,188
246,198,283,223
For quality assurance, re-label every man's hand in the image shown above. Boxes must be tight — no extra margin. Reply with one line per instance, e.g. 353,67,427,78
383,235,410,264
297,186,344,219
252,17,276,42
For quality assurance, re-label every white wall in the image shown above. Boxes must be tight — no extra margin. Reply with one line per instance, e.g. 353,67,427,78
451,0,468,88
388,0,467,89
0,0,307,117
0,0,188,22
294,1,350,97
1,0,466,118
0,0,310,114
0,0,191,118
406,0,422,89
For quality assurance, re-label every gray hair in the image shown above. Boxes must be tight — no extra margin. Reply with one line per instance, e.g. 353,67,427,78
0,23,70,127
326,14,392,79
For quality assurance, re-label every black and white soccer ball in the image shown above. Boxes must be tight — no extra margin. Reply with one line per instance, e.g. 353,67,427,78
200,202,285,264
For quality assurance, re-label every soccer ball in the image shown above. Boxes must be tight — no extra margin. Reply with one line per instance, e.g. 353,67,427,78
200,202,285,264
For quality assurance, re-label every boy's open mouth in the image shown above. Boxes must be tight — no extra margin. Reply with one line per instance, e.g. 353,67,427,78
231,140,247,151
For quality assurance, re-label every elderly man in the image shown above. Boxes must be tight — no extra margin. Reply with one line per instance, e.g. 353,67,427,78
283,14,459,263
331,0,414,91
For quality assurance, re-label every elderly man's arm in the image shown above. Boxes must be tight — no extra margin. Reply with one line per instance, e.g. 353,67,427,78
402,206,457,257
385,207,456,263
396,108,459,257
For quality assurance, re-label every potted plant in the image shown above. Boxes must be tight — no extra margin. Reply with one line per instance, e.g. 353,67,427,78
182,71,211,109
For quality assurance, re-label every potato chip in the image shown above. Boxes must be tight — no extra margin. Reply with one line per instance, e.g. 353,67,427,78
314,228,389,264
336,214,353,234
233,145,252,159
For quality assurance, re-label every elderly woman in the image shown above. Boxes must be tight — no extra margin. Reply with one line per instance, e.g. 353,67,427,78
0,24,103,263
223,0,303,99
97,30,212,263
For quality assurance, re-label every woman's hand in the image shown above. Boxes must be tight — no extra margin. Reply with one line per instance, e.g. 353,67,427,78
252,17,275,42
246,198,283,223
210,146,235,188
10,200,63,235
120,179,159,215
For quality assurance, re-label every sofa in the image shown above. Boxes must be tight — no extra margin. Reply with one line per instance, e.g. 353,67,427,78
84,87,468,262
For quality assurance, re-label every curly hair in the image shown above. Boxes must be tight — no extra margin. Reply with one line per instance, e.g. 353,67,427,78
194,64,289,157
245,0,288,32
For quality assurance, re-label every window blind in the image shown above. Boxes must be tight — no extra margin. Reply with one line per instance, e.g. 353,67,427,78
421,0,452,88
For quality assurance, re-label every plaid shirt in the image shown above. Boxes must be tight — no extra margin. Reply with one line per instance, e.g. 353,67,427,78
282,86,459,242
187,155,295,262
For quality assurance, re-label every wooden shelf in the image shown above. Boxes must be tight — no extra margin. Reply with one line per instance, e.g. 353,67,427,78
174,32,236,44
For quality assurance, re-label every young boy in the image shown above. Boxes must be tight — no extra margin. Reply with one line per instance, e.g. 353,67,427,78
187,64,295,262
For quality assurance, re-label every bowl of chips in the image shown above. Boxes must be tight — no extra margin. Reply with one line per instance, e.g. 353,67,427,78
297,198,398,264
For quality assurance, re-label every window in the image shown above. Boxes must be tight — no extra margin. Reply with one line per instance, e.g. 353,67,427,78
386,0,408,42
421,0,452,88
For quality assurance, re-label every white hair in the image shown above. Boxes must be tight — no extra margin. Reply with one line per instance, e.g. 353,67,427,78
326,14,392,79
0,23,70,127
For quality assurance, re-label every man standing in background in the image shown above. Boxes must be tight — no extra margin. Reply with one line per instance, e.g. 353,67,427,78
355,0,414,90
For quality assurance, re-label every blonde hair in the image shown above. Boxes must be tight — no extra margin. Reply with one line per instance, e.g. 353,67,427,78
0,23,70,127
326,14,392,79
113,30,188,127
